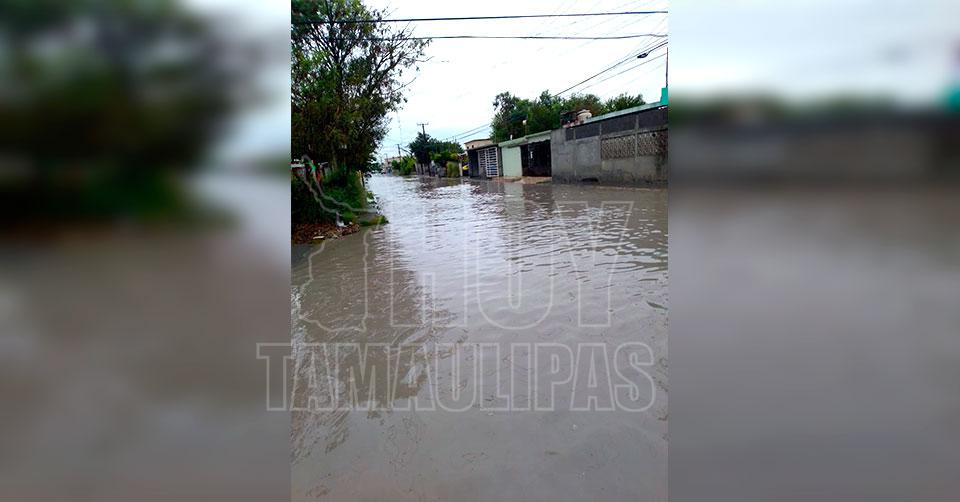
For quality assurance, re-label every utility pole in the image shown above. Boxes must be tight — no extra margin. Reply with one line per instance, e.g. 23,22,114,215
397,144,402,158
417,122,428,137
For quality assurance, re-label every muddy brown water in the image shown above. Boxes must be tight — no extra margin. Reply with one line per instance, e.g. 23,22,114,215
291,175,668,501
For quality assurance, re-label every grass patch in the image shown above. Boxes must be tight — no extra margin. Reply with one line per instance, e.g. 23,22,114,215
359,214,388,227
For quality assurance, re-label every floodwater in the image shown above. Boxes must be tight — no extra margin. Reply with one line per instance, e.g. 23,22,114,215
0,172,293,501
670,186,960,501
291,175,668,501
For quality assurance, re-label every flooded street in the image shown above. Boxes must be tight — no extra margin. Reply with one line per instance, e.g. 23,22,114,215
291,174,668,501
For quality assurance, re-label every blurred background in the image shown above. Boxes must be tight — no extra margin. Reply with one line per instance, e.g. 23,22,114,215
669,0,960,500
4,0,960,500
0,0,291,500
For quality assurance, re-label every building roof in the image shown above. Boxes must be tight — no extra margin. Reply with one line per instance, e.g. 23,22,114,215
465,138,495,150
582,101,666,125
499,129,552,148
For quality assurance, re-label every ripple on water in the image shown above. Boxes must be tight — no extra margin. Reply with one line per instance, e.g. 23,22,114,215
291,175,667,501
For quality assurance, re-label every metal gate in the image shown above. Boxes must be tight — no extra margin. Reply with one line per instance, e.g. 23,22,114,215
478,146,499,177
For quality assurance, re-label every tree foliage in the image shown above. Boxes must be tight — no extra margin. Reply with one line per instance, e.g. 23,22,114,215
490,90,646,142
390,156,415,176
603,93,647,112
292,0,428,171
0,0,248,223
407,132,462,165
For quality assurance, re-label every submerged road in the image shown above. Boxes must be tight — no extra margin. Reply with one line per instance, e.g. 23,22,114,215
292,174,668,501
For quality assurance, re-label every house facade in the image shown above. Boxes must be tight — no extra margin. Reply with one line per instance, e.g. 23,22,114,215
499,130,553,178
465,138,500,178
550,103,668,185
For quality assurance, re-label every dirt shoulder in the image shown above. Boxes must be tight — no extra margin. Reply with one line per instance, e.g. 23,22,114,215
292,221,360,244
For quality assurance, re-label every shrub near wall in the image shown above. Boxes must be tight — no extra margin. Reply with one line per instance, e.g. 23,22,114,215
292,164,367,225
391,156,415,175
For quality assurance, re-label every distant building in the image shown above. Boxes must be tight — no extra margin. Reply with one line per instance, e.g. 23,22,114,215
560,109,594,128
459,87,670,185
464,138,493,151
551,102,668,185
382,155,402,171
498,130,552,178
465,138,500,178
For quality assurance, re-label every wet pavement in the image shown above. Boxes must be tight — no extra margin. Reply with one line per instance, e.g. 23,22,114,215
291,175,668,501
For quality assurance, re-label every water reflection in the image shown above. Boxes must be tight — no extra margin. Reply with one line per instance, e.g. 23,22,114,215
291,175,668,501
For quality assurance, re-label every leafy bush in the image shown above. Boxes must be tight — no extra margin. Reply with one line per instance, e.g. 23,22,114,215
409,132,463,166
359,215,389,227
446,161,460,177
292,162,368,225
431,150,459,165
391,156,415,176
491,90,646,142
292,174,327,224
1,0,246,225
292,0,427,172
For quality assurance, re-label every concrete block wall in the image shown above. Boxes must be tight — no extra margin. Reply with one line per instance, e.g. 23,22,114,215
551,106,667,186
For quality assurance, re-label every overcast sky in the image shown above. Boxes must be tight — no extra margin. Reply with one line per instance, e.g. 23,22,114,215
185,0,291,163
365,0,670,159
184,0,959,162
671,0,960,103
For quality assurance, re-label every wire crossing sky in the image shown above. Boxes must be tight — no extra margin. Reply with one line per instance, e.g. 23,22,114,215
365,0,670,159
337,34,666,41
294,11,668,24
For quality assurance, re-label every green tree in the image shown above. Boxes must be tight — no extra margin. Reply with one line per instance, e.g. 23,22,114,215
0,0,247,223
292,0,427,224
491,90,621,142
603,93,646,113
562,93,607,117
408,132,434,165
408,132,462,166
292,0,428,172
390,156,415,176
490,92,531,142
525,91,562,134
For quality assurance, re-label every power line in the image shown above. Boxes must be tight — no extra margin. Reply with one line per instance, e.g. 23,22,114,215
578,51,667,93
544,0,652,56
636,36,669,56
478,1,648,78
638,39,668,57
440,45,665,142
529,1,665,84
553,53,639,96
336,34,666,41
440,42,664,141
444,122,491,142
405,10,665,143
554,40,666,96
294,11,668,25
618,59,668,90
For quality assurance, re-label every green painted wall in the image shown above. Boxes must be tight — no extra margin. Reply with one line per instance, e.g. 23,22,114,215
502,145,522,177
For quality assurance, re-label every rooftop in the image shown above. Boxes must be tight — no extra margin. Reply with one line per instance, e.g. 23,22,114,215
498,129,552,148
582,101,666,125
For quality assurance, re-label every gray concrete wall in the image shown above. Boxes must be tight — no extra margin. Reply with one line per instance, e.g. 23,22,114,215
551,106,667,186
